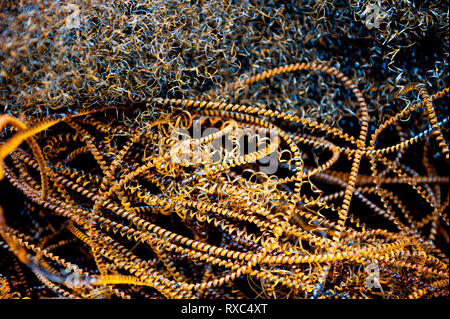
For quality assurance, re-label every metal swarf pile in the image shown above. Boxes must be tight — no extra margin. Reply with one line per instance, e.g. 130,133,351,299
0,0,448,299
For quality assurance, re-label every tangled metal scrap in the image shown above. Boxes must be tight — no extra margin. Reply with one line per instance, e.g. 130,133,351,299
0,0,449,299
